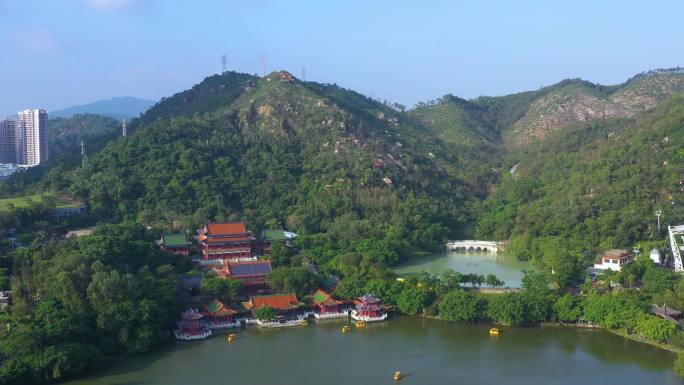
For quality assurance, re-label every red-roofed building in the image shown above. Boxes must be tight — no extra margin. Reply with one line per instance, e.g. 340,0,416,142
203,299,240,330
243,293,299,311
351,294,388,322
198,222,252,260
312,289,347,319
211,260,272,290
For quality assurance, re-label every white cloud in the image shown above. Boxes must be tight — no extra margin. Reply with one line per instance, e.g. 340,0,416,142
10,26,60,54
84,0,140,12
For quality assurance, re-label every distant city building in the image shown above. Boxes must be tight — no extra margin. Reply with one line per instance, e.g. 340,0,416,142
0,118,16,164
17,109,48,167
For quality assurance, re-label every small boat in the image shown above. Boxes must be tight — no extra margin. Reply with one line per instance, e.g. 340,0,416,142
393,371,403,380
355,320,366,328
489,327,500,336
227,333,238,342
341,325,351,333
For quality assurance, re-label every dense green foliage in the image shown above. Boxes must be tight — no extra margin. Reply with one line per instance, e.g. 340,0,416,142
476,98,684,277
0,69,682,383
266,267,318,298
0,223,187,385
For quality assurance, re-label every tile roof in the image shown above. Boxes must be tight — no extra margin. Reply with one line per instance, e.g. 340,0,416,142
206,299,237,316
243,293,299,310
264,229,287,241
227,260,272,277
162,233,187,247
205,222,247,235
313,289,342,306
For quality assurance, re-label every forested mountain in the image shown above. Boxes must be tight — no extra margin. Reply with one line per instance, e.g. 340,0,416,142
50,71,481,254
412,68,684,149
476,97,684,263
1,68,682,256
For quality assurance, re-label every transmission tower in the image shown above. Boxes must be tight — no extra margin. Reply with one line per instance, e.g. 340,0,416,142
221,54,228,74
302,66,306,81
81,140,87,165
655,209,663,232
122,119,127,137
259,53,268,77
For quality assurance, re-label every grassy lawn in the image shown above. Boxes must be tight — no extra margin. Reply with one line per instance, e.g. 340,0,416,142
0,194,83,209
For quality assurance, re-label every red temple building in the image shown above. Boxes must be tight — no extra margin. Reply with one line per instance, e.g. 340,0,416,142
212,260,273,290
312,289,347,319
197,222,253,260
351,294,387,322
243,293,303,327
174,308,212,341
203,299,240,330
243,293,300,312
158,233,190,255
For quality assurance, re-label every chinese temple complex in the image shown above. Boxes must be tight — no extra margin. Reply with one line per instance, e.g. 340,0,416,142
197,222,253,260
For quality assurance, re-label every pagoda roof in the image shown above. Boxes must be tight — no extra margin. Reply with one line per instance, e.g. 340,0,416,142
227,260,272,277
313,289,342,306
204,222,248,235
205,299,237,316
180,308,203,320
243,293,299,310
162,233,187,247
357,294,381,304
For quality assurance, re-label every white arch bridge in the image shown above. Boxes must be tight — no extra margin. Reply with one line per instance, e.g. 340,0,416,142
446,240,504,253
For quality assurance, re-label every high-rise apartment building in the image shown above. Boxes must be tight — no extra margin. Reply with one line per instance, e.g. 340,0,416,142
0,118,16,164
17,109,48,166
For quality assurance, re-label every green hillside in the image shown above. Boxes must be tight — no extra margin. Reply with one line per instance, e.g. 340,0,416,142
476,96,684,263
55,71,479,254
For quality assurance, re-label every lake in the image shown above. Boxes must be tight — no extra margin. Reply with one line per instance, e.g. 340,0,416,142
62,317,681,385
394,250,530,287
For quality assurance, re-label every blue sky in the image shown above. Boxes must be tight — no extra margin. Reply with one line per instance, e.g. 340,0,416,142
1,0,682,115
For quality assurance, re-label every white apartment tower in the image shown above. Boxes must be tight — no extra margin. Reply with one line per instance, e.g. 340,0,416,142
17,109,48,166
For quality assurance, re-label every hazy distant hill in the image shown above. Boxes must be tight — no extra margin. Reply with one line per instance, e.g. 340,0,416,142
51,96,156,120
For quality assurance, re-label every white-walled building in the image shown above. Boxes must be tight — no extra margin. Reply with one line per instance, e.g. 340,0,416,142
593,249,634,272
17,109,48,167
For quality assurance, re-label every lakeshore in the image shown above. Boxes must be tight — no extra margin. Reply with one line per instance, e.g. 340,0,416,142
60,317,682,385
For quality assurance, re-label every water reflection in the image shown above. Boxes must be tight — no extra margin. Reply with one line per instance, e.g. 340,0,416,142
62,317,681,385
394,250,530,287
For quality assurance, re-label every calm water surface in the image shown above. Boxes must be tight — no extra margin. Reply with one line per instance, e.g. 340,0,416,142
63,317,681,385
394,250,530,287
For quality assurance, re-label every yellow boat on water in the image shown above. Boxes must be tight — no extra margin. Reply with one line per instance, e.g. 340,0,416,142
393,371,403,380
341,325,351,333
227,333,238,342
489,328,500,336
355,320,366,328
